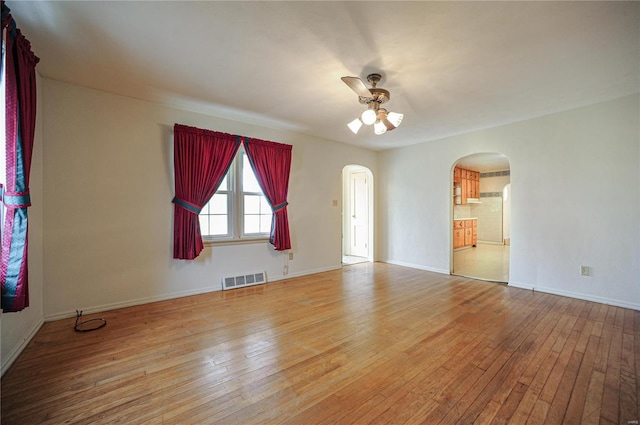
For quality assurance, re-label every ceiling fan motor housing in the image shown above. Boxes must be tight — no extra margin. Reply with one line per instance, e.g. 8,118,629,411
359,73,390,105
359,88,390,105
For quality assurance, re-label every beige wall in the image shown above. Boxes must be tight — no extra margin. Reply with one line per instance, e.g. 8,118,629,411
38,79,377,320
378,94,640,310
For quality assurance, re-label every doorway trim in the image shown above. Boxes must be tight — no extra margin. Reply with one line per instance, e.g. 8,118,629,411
342,165,374,264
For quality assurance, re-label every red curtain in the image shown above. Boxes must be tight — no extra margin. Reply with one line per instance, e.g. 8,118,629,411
1,2,39,312
172,124,240,259
244,137,292,251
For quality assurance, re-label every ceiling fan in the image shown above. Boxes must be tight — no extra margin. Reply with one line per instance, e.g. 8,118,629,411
341,73,404,135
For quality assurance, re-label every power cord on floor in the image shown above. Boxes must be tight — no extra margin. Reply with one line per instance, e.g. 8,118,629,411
74,310,107,332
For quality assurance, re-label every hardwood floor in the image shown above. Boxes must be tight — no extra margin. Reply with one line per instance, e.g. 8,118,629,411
2,263,638,424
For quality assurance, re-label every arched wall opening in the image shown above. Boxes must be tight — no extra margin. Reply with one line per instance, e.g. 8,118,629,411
342,165,374,265
451,153,511,282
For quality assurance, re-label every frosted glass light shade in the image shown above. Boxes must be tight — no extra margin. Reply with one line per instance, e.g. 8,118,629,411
374,120,387,135
386,112,404,128
361,109,377,125
347,118,363,134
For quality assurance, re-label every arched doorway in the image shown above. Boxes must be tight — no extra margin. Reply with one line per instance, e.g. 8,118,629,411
451,153,510,282
342,165,374,265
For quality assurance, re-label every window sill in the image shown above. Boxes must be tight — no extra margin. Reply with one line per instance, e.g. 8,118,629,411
203,237,270,247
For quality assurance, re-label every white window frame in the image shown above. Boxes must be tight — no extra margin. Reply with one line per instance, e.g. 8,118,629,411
201,147,272,245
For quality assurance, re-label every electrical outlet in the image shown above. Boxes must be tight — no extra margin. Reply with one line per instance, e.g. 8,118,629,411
580,266,591,276
283,265,288,275
288,252,293,260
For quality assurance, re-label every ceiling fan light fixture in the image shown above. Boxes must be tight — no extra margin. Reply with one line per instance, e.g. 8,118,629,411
386,112,404,128
361,109,377,125
342,72,402,135
347,118,363,134
374,120,387,135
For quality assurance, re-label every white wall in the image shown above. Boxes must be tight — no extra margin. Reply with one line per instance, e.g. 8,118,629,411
1,73,45,375
41,79,377,319
472,197,503,244
378,94,640,310
474,173,510,243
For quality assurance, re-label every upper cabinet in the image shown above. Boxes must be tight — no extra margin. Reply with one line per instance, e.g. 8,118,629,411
453,167,480,205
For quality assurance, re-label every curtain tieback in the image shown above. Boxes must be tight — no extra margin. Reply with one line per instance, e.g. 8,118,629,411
272,201,288,212
2,189,31,208
172,197,203,215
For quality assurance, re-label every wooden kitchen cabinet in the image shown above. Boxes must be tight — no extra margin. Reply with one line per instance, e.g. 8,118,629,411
466,171,479,199
453,228,464,249
470,171,479,198
453,167,480,204
464,227,473,246
461,178,468,203
454,218,477,249
472,220,477,246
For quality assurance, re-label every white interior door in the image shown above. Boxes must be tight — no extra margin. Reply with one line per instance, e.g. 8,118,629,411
350,170,369,258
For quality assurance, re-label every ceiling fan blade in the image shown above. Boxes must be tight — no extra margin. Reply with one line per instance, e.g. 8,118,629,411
341,76,373,98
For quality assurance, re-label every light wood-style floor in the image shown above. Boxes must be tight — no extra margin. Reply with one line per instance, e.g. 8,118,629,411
2,263,638,424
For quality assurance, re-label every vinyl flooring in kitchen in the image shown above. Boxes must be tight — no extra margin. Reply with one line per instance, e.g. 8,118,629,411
453,242,510,283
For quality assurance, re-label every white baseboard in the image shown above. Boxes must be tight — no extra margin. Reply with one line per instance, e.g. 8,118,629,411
383,259,449,275
270,264,342,281
23,264,637,377
44,283,227,322
44,265,345,322
477,240,505,246
508,281,536,291
6,265,346,377
2,317,44,376
508,281,640,311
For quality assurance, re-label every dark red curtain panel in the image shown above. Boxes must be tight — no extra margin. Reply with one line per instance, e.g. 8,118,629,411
1,2,39,312
244,138,292,251
172,124,240,259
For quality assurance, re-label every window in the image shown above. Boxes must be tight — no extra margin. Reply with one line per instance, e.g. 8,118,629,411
199,148,272,242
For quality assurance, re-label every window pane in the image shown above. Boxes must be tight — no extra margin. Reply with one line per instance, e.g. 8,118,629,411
210,215,228,235
218,174,228,191
244,215,260,234
243,154,262,193
210,193,227,214
260,215,272,233
244,195,260,214
199,214,209,236
198,151,276,239
260,197,271,213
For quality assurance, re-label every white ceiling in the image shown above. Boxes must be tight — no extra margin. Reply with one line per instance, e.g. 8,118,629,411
455,153,510,173
9,1,640,151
